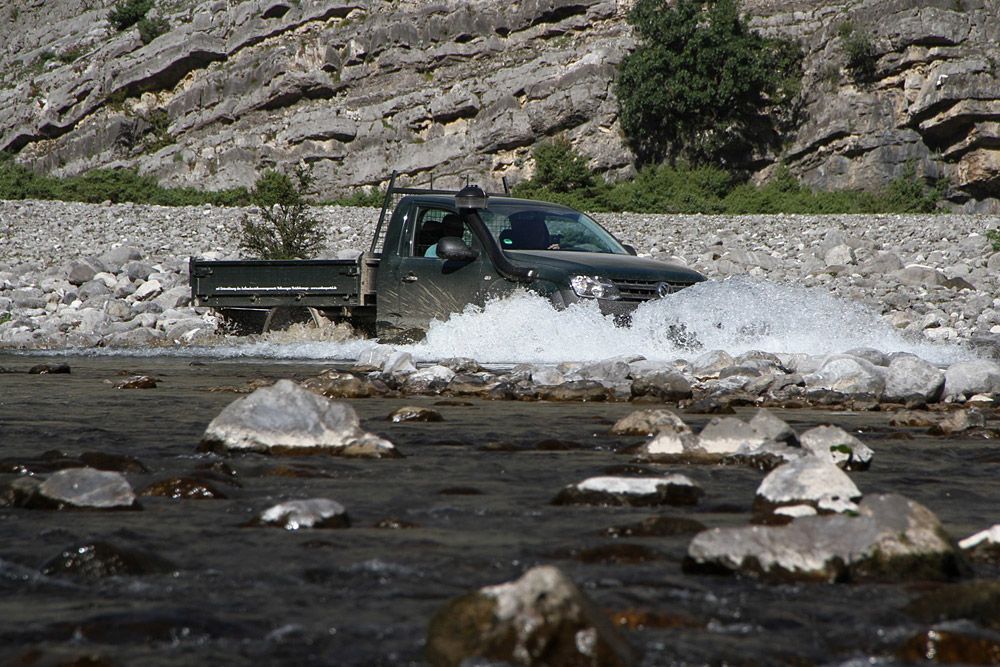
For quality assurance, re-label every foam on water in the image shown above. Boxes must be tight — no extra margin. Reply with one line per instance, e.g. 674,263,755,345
90,277,970,364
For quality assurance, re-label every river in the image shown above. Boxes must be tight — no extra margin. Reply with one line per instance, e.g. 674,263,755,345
1,349,998,665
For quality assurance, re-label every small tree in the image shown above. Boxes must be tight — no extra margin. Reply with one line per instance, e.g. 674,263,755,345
238,166,326,259
530,137,595,192
838,22,877,84
616,0,803,169
108,0,154,31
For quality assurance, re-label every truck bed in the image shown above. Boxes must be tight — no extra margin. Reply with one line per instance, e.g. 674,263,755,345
189,255,378,309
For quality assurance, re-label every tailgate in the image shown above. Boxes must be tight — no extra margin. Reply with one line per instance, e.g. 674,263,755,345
190,258,369,308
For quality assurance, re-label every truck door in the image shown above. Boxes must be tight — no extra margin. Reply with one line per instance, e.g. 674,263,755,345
376,204,492,338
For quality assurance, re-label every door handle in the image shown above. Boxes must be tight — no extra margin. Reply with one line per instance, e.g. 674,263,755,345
402,273,419,283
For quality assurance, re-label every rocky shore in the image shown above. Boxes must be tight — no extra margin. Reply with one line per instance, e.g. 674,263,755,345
2,199,1000,408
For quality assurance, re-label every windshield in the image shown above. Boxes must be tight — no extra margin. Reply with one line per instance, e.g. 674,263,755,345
479,202,628,254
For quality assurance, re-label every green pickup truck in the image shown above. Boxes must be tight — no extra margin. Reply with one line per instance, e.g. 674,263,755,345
189,178,705,340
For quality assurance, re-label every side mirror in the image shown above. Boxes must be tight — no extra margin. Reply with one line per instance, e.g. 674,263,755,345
623,244,638,256
437,236,479,262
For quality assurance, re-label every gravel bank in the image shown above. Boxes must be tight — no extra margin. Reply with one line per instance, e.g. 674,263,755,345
1,200,999,351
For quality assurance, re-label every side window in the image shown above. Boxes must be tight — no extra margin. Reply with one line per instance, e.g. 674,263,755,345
412,207,470,257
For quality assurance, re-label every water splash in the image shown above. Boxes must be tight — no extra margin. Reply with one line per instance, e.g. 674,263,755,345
156,276,968,365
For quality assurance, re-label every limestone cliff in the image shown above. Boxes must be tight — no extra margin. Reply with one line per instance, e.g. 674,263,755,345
0,0,997,209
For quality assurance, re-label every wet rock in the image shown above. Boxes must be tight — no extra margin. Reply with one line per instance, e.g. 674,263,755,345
113,375,157,389
804,356,885,398
200,379,399,458
426,565,636,667
688,494,963,582
139,477,228,500
629,371,692,402
382,351,416,375
538,380,610,402
446,372,498,397
799,425,874,471
79,451,148,474
388,406,443,423
304,370,386,399
748,408,799,446
698,416,768,455
890,410,940,427
944,360,1000,400
898,627,1000,664
373,517,419,529
929,408,987,435
720,441,805,471
29,468,138,510
252,498,350,530
41,541,175,579
552,475,702,507
404,365,455,393
883,355,945,404
753,456,862,518
604,515,707,538
28,363,70,375
690,350,735,378
2,647,118,667
610,408,690,436
438,357,481,373
632,428,702,462
960,525,1000,564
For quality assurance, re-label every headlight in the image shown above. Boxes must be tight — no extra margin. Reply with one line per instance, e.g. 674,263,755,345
570,275,620,300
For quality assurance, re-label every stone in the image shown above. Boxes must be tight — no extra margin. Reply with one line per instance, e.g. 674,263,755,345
610,408,690,436
798,425,874,471
381,351,416,375
687,494,963,582
959,524,1000,564
41,541,175,578
254,498,350,530
804,356,885,398
114,375,157,389
690,350,735,378
426,565,636,667
200,379,399,458
552,475,702,507
302,370,383,398
748,408,799,446
634,428,702,461
140,477,228,499
629,371,692,402
403,365,455,393
698,416,768,455
754,456,862,517
883,355,945,403
389,406,443,422
36,468,137,510
943,360,1000,399
930,408,987,435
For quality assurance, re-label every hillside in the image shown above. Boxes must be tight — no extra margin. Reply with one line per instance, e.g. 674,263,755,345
1,0,998,209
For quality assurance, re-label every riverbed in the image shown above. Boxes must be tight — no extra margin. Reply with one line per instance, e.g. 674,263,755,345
2,352,998,665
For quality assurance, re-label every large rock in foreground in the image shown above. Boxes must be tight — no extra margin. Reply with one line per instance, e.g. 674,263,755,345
200,380,399,458
426,565,636,667
687,494,964,582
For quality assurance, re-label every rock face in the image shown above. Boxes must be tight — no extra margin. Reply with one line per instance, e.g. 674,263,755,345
201,379,399,457
2,0,999,208
426,565,636,667
687,494,964,582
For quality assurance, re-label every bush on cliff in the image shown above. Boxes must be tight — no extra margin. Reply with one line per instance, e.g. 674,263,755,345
238,167,326,259
616,0,803,170
108,0,154,32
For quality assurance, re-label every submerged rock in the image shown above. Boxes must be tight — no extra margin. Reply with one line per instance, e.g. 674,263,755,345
252,498,350,530
388,406,443,423
200,379,399,458
553,475,702,507
426,565,636,667
41,541,175,579
687,494,963,582
959,524,1000,564
140,477,228,500
610,408,690,436
29,468,138,510
303,370,383,398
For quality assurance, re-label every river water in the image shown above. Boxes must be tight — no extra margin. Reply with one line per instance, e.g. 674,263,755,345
1,282,997,665
1,350,998,666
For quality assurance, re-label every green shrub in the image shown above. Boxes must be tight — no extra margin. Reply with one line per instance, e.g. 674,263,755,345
528,137,594,193
987,229,1000,251
108,0,154,32
238,166,325,259
616,0,803,168
137,15,169,44
839,22,877,84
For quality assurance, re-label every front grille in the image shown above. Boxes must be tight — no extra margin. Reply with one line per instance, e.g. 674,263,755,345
611,279,696,302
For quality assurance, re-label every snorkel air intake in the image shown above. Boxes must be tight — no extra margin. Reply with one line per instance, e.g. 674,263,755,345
455,185,536,282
